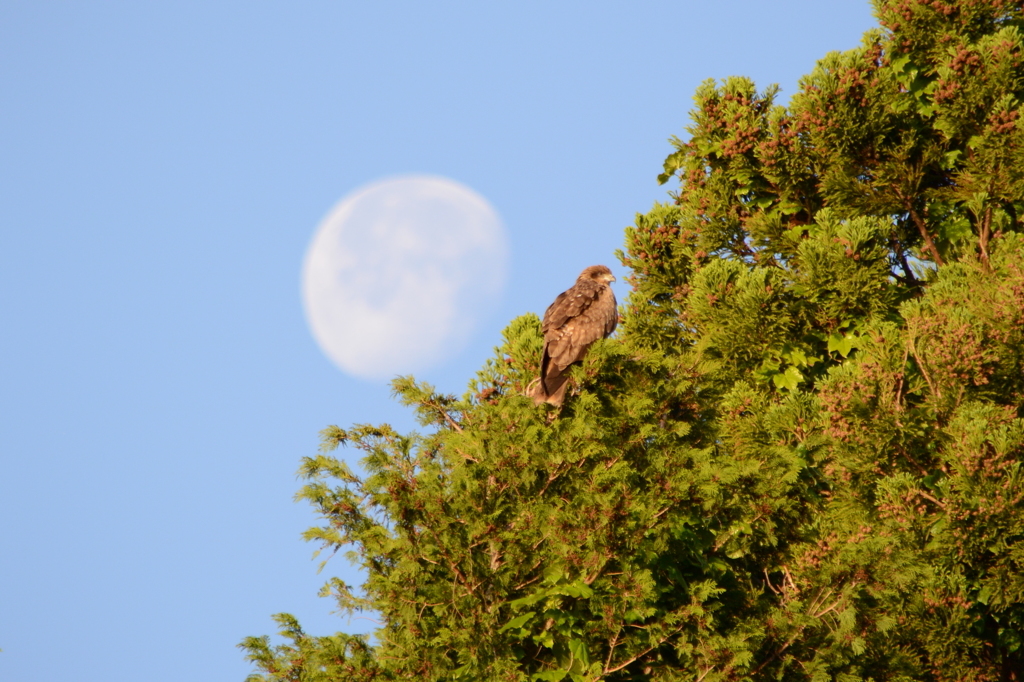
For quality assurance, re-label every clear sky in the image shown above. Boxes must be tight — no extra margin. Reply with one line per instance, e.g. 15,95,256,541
1,2,877,679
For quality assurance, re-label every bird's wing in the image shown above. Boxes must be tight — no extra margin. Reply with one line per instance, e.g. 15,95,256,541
543,284,617,371
542,279,601,333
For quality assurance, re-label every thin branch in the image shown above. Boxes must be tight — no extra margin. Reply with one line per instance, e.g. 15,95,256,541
750,628,802,676
455,448,478,463
489,543,502,571
604,628,621,673
764,569,781,596
530,534,550,551
808,587,834,615
917,490,946,509
980,206,993,268
513,573,543,591
604,627,684,674
895,443,930,477
908,336,939,400
812,598,846,619
894,347,910,412
696,666,715,682
536,466,565,497
890,234,918,285
782,566,799,595
432,402,464,433
908,205,945,266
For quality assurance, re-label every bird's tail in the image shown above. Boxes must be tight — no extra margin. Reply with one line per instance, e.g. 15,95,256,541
527,376,568,407
526,377,547,405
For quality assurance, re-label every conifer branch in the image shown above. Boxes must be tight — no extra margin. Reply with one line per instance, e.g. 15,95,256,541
247,9,1024,680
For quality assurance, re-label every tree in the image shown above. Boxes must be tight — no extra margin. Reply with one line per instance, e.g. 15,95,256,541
241,1,1024,679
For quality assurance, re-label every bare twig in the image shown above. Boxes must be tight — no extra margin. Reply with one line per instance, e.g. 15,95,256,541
808,587,834,615
782,566,799,594
764,568,781,596
604,628,621,673
812,598,846,619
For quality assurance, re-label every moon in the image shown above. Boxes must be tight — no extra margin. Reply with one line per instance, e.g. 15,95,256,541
301,175,509,380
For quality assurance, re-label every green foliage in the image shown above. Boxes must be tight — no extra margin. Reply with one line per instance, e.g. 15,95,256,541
242,2,1024,680
239,614,380,682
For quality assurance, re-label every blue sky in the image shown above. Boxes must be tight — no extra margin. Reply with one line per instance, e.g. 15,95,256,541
1,2,876,679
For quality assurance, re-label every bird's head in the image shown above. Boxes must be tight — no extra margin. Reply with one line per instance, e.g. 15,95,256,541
580,264,616,284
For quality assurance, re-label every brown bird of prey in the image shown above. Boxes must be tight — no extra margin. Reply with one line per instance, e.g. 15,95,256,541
531,265,618,406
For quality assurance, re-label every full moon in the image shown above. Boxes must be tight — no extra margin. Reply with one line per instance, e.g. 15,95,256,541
302,175,509,380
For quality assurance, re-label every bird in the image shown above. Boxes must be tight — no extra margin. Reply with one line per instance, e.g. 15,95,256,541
531,265,618,406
